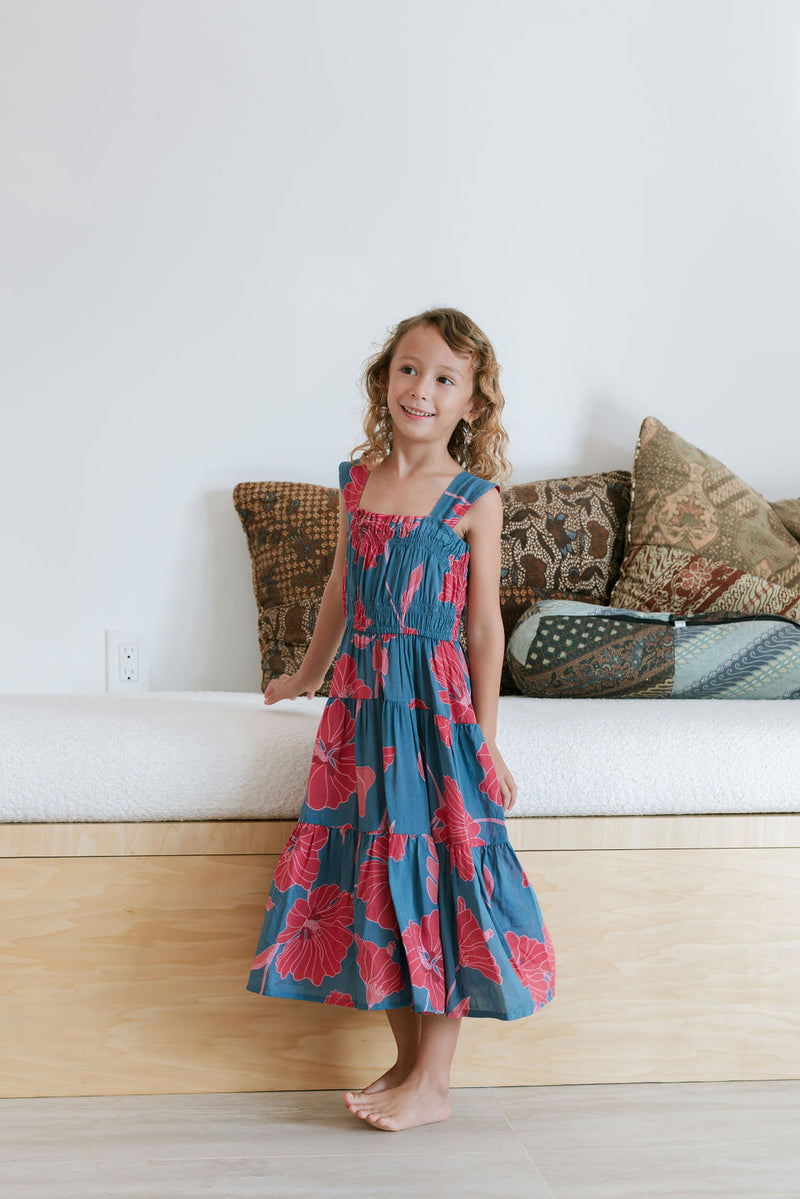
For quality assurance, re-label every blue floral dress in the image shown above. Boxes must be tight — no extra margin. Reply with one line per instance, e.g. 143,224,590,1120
246,458,556,1020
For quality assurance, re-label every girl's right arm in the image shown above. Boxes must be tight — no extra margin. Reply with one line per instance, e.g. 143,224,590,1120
263,491,349,704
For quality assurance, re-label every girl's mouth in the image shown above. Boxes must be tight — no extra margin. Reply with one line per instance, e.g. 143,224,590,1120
401,405,434,420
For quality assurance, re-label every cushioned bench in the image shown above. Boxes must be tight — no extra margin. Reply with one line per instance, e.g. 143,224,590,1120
2,691,798,1098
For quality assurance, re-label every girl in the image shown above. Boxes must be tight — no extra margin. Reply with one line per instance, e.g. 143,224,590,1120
246,307,555,1132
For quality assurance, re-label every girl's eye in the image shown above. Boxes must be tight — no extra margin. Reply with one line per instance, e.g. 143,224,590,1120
438,376,454,386
399,365,415,375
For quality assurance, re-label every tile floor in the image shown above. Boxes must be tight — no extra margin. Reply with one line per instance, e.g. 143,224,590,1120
1,1082,798,1198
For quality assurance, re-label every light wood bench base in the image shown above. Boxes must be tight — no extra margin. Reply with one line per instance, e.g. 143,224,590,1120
2,815,798,1097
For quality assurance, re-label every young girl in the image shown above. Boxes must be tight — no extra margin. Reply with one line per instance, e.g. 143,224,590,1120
246,307,555,1132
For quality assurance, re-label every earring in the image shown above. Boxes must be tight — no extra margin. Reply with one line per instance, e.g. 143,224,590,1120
463,420,473,446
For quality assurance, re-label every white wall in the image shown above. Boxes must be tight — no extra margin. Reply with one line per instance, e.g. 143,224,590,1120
2,0,799,693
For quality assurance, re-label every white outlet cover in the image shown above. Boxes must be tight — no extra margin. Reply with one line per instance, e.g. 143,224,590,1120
105,628,151,692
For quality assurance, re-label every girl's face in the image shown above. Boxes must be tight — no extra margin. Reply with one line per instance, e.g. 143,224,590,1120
384,324,479,447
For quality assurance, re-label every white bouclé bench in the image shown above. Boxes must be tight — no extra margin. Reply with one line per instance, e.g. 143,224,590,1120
1,690,799,1097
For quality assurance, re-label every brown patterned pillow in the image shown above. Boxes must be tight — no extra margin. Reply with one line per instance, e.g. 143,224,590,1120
494,471,632,693
233,480,340,696
610,417,800,621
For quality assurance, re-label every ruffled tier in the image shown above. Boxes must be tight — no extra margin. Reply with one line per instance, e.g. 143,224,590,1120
246,823,556,1020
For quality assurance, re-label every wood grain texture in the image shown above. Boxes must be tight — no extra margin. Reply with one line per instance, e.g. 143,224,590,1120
2,837,798,1096
2,813,799,857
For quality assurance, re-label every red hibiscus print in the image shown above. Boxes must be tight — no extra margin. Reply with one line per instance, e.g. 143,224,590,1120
383,745,396,770
352,514,395,570
373,637,389,695
355,936,406,1007
400,562,424,625
343,465,368,513
448,996,470,1017
324,990,355,1007
368,820,407,862
443,496,471,529
439,552,468,608
429,641,475,723
401,910,446,1011
356,852,399,932
272,823,326,892
477,740,504,807
356,763,376,819
505,929,555,1006
409,698,429,710
482,863,495,903
331,653,372,701
425,839,439,904
353,595,372,631
434,714,452,746
439,553,469,636
432,775,485,881
456,896,502,982
275,884,354,986
251,943,279,993
306,701,356,811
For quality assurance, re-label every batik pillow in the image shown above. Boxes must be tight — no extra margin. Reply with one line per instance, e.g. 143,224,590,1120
772,497,800,545
507,598,800,699
610,417,800,621
496,471,631,693
233,479,340,696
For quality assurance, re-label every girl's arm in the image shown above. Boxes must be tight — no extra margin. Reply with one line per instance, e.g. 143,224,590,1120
264,492,349,703
463,487,518,811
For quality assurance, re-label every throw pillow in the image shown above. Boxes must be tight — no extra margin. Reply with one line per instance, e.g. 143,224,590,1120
772,497,800,545
496,471,631,693
610,417,800,620
233,479,340,696
507,598,800,699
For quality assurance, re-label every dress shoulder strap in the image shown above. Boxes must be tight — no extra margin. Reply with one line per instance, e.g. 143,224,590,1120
338,458,369,512
430,470,501,529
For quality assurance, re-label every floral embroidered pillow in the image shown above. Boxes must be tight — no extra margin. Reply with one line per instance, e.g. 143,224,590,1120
610,417,800,621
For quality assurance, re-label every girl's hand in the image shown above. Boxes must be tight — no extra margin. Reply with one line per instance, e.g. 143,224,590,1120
487,740,517,812
263,671,322,705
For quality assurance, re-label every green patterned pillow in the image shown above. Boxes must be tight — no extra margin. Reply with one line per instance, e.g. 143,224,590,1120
507,599,800,699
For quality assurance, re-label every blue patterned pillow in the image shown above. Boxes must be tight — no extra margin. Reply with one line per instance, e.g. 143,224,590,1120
507,599,800,699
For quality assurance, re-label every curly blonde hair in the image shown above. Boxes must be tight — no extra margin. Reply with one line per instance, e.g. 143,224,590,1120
350,307,512,486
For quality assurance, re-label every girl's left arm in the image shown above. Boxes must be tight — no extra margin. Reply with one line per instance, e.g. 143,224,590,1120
463,487,517,812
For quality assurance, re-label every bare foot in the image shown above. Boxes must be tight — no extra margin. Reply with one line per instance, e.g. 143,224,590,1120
357,1060,416,1095
343,1076,451,1132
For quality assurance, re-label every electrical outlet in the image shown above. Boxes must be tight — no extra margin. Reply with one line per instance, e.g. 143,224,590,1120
105,629,150,692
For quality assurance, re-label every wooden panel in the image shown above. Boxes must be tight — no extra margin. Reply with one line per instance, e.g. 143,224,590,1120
1,847,798,1096
2,813,799,858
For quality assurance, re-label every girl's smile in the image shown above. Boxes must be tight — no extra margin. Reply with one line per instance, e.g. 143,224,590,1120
399,404,435,420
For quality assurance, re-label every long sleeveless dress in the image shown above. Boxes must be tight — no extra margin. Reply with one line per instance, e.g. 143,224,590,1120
245,458,556,1020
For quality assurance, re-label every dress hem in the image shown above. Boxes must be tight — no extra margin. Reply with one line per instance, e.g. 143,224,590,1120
244,980,551,1023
